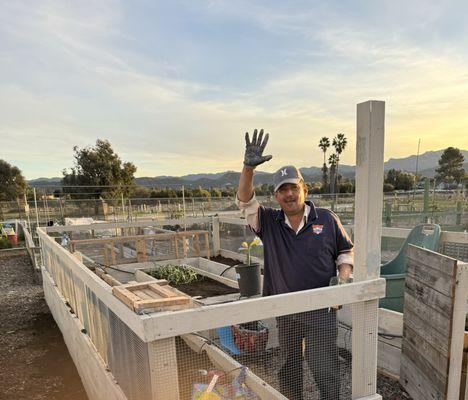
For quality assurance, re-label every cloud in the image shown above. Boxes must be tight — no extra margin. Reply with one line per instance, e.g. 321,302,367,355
1,1,467,179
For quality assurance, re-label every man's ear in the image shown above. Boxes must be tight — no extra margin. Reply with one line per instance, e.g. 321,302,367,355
274,191,279,201
302,183,308,197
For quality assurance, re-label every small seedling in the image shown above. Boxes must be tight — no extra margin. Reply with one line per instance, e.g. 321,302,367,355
148,264,200,285
238,237,262,266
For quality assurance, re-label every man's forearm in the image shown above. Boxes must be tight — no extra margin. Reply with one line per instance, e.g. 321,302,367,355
237,166,255,202
337,263,353,280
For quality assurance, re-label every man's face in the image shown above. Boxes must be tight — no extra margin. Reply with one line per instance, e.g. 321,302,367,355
274,181,308,216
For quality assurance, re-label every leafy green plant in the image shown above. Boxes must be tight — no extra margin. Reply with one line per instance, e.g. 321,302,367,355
238,237,262,266
148,264,200,285
0,236,12,249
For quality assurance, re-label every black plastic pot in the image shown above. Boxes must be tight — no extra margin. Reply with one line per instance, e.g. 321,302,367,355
235,262,261,297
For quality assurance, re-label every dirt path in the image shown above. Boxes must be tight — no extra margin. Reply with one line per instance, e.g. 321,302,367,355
0,250,87,400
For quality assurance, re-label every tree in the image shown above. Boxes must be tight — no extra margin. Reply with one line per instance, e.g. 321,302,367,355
0,160,27,201
435,147,465,185
384,169,415,191
318,137,330,192
210,188,222,197
332,133,348,190
192,186,211,198
62,139,136,199
395,172,415,191
328,153,338,194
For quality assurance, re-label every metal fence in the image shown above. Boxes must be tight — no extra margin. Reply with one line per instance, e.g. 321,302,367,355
2,191,466,230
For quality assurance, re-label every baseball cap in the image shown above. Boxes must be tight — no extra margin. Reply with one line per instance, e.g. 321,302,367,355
273,165,304,192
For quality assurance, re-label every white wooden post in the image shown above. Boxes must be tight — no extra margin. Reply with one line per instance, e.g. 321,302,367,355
447,262,468,399
211,216,221,256
352,100,385,399
148,338,180,400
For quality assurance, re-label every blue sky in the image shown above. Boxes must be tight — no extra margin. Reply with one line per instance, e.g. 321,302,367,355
1,0,468,179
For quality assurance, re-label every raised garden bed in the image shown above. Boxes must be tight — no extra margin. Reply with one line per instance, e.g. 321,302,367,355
144,263,239,299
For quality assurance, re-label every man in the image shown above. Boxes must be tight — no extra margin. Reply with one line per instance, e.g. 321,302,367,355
236,129,353,400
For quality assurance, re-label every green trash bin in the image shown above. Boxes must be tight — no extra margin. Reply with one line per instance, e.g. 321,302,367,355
380,223,441,312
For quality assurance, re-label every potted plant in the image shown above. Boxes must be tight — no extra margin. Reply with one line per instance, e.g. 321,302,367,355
235,238,262,297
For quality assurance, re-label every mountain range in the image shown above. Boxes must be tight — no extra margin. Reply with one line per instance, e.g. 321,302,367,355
29,149,467,188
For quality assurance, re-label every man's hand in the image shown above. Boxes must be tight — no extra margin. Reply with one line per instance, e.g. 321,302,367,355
244,128,272,168
337,263,353,284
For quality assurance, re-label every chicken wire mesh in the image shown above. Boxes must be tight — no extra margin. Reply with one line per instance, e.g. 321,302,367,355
65,223,212,266
141,304,371,400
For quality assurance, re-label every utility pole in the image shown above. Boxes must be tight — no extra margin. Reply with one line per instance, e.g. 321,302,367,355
412,138,421,201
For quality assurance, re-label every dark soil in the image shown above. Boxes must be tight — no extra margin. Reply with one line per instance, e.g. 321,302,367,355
210,255,240,267
173,276,239,298
0,249,87,400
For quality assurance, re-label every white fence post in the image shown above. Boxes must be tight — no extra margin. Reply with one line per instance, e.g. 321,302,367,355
212,215,221,256
352,100,385,399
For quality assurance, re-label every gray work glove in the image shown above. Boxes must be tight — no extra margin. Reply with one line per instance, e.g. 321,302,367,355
244,128,273,168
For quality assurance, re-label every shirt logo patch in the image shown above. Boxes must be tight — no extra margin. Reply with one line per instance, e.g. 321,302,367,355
312,224,324,234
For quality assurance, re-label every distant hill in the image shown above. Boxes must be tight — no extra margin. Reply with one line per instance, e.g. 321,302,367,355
28,149,467,188
384,149,468,172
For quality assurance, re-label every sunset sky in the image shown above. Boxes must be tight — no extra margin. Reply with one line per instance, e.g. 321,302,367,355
1,0,468,179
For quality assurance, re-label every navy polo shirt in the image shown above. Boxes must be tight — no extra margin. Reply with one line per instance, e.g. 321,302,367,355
255,201,353,296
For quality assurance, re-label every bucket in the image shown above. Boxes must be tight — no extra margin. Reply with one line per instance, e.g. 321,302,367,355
7,234,18,246
235,263,261,297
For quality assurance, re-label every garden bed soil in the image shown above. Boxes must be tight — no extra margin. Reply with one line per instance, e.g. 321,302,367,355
173,276,239,298
210,255,240,267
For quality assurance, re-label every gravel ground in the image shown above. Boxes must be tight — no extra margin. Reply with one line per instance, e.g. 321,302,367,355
0,249,87,400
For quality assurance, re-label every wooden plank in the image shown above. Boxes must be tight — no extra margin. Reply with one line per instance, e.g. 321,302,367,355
110,244,116,265
405,271,453,315
195,233,201,256
408,245,456,280
112,286,141,310
400,352,445,400
447,262,468,399
134,297,190,312
69,230,210,246
103,243,109,266
181,236,187,258
148,338,180,400
404,293,451,350
46,217,211,233
401,340,447,394
352,100,385,398
211,215,221,256
142,278,386,341
406,257,455,297
204,232,210,259
174,237,179,258
148,283,178,298
403,324,448,378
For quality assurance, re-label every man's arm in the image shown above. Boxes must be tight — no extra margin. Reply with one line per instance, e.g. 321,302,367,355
238,166,255,202
337,262,353,281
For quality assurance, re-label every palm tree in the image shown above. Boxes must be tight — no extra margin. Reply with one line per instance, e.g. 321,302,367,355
332,133,347,191
318,137,330,192
318,137,330,165
328,153,338,194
